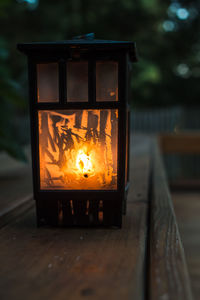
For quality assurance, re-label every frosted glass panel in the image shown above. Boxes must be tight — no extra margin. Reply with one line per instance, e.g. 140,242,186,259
37,63,59,102
67,62,88,102
96,62,118,101
38,109,118,190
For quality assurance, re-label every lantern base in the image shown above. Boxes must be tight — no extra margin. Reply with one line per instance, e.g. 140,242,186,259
36,198,123,228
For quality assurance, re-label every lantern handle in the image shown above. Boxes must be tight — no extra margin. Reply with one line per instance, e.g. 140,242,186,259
72,33,95,40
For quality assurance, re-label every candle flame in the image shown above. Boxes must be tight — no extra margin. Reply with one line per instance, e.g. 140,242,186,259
76,149,93,177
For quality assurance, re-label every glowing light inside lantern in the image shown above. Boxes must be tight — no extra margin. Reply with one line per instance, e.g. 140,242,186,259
39,109,118,190
61,141,112,188
76,149,93,177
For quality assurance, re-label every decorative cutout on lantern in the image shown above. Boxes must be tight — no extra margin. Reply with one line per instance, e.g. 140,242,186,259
37,63,59,103
67,62,88,102
96,61,118,101
39,109,118,190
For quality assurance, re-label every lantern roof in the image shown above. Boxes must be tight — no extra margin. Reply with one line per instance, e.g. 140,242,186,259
17,34,138,62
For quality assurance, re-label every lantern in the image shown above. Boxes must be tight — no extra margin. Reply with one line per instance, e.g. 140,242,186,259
17,34,137,227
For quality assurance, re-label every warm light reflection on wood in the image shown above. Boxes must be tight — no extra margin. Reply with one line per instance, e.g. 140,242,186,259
38,109,118,190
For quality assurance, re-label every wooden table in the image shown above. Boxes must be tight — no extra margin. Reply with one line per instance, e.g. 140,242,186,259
0,135,193,300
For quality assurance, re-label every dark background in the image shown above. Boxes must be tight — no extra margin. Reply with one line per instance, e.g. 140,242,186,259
0,0,200,160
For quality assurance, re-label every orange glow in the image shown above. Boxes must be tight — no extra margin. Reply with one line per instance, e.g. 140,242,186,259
76,149,93,175
38,109,118,190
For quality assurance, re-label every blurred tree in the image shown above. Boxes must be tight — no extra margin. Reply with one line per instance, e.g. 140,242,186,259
0,0,200,158
0,0,27,161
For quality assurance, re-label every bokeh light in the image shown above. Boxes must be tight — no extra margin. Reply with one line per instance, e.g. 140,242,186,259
176,64,190,78
176,8,189,20
163,20,175,32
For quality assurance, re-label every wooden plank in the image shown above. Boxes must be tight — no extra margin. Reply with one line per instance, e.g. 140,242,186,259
0,147,32,212
150,139,194,300
170,179,200,191
172,191,200,300
159,133,200,154
0,135,151,300
0,194,34,228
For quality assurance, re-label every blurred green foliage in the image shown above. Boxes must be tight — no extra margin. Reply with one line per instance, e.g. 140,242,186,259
0,0,200,159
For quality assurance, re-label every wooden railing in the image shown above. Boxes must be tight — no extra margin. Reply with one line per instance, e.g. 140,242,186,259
0,135,194,300
158,132,200,188
159,132,200,154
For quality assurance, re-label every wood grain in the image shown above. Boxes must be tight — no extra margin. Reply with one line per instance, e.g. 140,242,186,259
0,147,32,213
149,139,194,300
0,135,151,300
172,191,200,300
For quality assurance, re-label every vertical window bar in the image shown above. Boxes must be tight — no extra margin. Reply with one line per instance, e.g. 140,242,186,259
117,55,126,192
59,59,66,104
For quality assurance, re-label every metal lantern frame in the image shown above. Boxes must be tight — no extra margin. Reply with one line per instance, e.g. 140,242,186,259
18,37,137,227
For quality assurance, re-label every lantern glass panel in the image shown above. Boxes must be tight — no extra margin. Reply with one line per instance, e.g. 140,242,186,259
67,62,88,102
38,109,118,190
37,63,59,102
96,62,118,101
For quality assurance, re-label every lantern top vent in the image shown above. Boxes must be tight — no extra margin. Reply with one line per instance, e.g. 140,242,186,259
17,35,138,62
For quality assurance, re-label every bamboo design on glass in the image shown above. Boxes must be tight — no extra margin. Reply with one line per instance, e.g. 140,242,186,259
38,109,118,190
